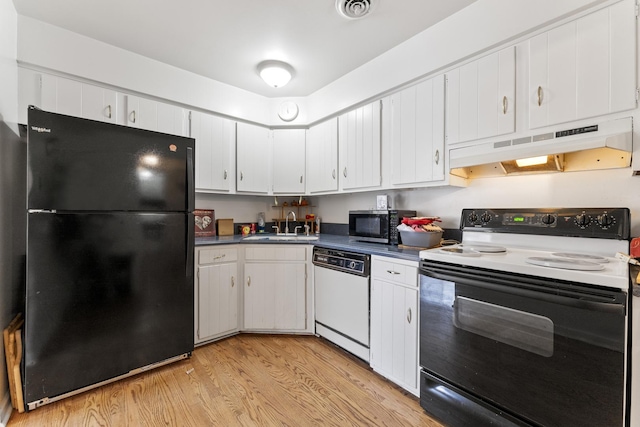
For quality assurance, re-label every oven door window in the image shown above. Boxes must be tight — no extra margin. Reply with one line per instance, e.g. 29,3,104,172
419,268,626,427
454,296,554,357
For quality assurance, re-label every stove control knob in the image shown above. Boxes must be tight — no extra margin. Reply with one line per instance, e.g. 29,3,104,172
597,214,615,228
575,213,591,228
468,212,478,223
541,214,555,225
480,212,492,224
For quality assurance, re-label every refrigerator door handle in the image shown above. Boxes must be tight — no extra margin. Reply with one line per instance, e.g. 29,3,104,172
186,147,195,212
186,214,194,278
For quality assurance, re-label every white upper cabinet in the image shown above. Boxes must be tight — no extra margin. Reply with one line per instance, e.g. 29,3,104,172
390,74,446,185
157,102,188,137
236,122,271,193
125,95,157,131
191,111,235,193
272,129,306,194
529,0,636,129
81,84,117,124
447,46,516,145
338,100,382,191
306,119,338,194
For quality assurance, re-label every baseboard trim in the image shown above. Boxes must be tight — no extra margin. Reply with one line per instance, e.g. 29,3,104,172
0,391,12,427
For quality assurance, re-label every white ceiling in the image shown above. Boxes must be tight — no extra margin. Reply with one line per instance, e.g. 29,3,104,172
12,0,477,98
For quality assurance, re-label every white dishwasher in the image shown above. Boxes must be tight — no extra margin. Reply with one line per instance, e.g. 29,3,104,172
313,247,370,362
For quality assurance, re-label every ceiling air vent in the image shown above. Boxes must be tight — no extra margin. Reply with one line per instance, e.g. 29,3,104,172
336,0,375,19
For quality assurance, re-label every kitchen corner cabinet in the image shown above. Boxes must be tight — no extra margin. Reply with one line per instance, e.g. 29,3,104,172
370,255,419,396
125,95,188,136
390,74,445,185
338,100,382,191
446,46,515,145
529,0,636,129
243,245,310,332
306,119,339,193
191,111,235,193
195,246,239,344
236,122,271,193
272,129,306,194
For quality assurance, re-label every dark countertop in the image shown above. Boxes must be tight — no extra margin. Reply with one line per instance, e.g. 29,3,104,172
195,234,422,262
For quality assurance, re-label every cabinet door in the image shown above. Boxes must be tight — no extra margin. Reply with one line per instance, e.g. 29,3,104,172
236,122,270,193
339,100,381,190
306,119,338,193
390,75,445,185
125,95,158,131
370,278,418,394
81,84,117,123
244,262,307,331
272,129,306,193
191,111,234,192
157,103,187,137
39,75,82,117
447,47,515,144
197,262,238,343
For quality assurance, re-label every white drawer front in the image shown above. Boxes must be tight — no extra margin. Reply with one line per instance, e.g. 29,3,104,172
371,257,417,287
198,247,238,265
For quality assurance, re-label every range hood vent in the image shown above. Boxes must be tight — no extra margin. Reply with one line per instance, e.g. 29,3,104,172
450,117,633,179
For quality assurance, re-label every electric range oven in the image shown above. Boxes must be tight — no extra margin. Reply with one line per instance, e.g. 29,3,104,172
418,208,632,427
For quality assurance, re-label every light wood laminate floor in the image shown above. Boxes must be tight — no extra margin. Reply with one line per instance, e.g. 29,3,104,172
8,334,443,426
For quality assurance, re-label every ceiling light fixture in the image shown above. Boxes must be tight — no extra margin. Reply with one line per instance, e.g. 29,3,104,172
257,60,293,88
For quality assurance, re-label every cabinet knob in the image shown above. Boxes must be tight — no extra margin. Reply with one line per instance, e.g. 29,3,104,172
537,86,543,107
106,104,112,119
332,169,336,179
240,172,244,181
130,110,136,123
231,276,235,287
407,308,412,324
247,276,251,287
502,96,508,114
300,175,303,184
434,149,440,165
343,167,347,178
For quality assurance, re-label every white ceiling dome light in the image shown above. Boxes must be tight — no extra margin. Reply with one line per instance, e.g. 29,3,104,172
336,0,376,20
257,60,294,88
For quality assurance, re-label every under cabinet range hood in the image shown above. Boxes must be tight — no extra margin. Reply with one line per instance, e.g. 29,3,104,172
450,117,633,178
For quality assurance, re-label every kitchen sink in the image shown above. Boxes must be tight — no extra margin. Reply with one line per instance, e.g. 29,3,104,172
242,234,319,242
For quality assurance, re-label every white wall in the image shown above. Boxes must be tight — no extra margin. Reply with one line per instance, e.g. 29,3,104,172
314,167,640,236
0,0,21,425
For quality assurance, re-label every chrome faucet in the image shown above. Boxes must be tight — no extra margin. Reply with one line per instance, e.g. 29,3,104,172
285,210,296,234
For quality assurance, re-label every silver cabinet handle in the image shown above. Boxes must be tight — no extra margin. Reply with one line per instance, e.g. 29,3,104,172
386,270,400,275
130,110,136,123
343,167,347,178
223,170,228,180
213,254,226,261
332,169,336,179
300,175,303,184
247,276,251,287
240,172,244,181
502,96,508,114
434,149,440,165
231,276,235,287
407,308,412,324
537,86,543,107
107,105,112,119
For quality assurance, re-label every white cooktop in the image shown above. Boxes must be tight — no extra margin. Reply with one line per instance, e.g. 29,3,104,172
420,233,630,290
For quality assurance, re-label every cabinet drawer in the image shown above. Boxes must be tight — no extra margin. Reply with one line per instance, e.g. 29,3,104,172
371,256,417,287
245,246,307,262
198,247,238,265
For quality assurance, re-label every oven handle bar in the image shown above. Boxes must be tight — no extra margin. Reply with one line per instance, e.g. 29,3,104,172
420,263,626,316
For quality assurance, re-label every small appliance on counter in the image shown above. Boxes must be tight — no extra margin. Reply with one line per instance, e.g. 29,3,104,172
348,209,416,244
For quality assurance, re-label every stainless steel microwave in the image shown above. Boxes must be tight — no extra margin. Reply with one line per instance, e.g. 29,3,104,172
349,210,416,245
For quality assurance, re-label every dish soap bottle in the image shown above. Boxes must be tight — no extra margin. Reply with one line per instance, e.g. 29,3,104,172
258,212,266,233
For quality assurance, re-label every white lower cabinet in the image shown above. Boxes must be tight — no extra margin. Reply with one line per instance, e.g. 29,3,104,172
243,245,311,332
370,255,419,396
195,246,239,344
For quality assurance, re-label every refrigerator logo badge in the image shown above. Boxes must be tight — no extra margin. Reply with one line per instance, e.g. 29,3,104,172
169,144,177,152
31,126,51,133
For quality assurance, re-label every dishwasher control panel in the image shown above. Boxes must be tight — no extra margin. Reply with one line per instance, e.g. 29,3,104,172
312,247,370,276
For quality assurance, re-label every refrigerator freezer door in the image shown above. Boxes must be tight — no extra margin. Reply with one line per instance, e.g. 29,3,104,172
24,212,194,405
27,108,195,212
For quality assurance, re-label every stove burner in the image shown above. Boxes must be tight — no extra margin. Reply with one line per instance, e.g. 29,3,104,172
460,244,507,253
439,247,481,257
525,257,605,271
551,252,609,263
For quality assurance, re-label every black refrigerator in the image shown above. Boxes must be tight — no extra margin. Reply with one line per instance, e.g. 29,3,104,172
24,107,195,409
